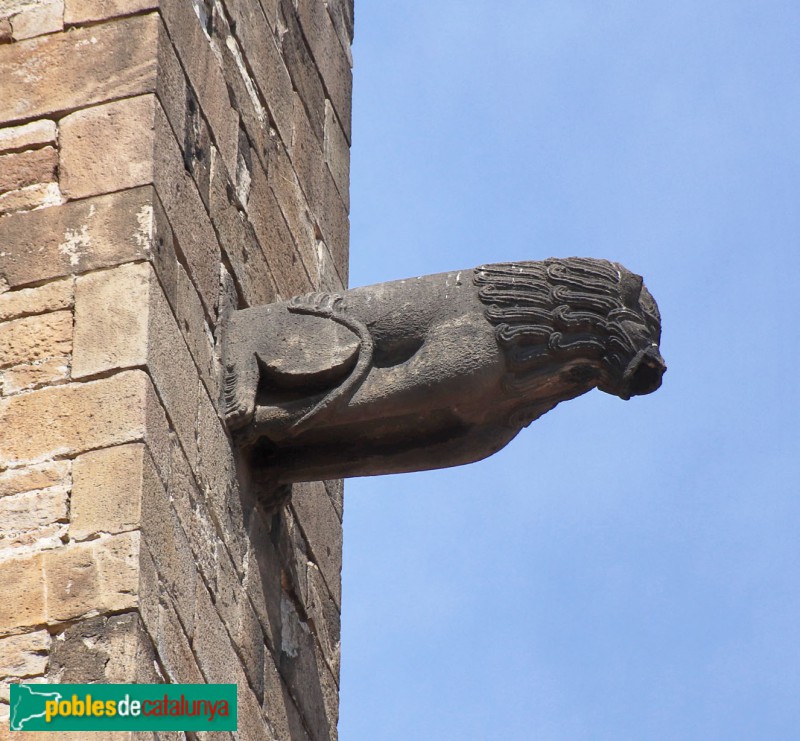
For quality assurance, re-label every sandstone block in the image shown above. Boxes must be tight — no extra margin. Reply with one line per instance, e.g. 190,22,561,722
72,262,150,379
3,0,63,41
0,310,72,370
0,461,69,498
291,482,342,608
157,599,203,683
141,448,196,637
0,370,149,465
192,574,239,684
1,356,71,395
0,147,57,194
0,186,155,290
153,102,221,315
60,95,156,200
157,0,239,177
0,485,68,536
64,0,158,25
0,120,57,154
263,656,311,741
0,278,73,323
0,630,50,679
71,444,144,540
0,14,159,123
175,262,216,400
0,181,63,216
221,0,294,146
324,99,350,209
155,22,186,151
296,0,353,144
44,532,140,622
208,148,279,307
0,552,45,634
236,674,272,741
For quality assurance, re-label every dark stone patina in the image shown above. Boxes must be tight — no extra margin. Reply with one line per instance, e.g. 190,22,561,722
222,258,665,486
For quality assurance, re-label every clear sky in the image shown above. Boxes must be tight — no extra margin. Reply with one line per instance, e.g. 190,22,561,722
339,2,800,739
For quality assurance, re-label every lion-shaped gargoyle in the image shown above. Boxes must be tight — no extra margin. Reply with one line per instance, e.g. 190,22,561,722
222,257,665,485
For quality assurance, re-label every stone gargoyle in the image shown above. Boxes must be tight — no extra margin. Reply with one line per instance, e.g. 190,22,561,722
222,258,665,485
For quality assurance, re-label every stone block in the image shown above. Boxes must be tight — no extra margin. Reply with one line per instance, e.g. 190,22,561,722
304,562,341,680
0,186,155,291
153,101,220,316
220,0,294,147
157,598,203,684
296,0,352,144
266,141,319,289
0,14,159,123
0,485,68,538
291,482,342,608
71,444,145,540
0,630,50,680
0,310,72,370
158,0,239,178
0,147,57,194
0,278,73,323
0,120,57,155
64,0,158,25
155,21,187,153
236,674,272,741
192,574,239,684
244,511,282,654
279,2,326,144
208,146,279,308
263,654,310,741
141,448,196,637
175,262,216,399
3,0,63,41
325,0,354,52
324,99,350,209
1,356,71,394
72,262,150,379
0,370,150,465
49,612,152,683
0,461,69,498
60,95,156,200
0,181,64,216
0,552,45,634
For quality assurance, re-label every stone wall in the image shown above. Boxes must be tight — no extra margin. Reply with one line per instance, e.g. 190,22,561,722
0,1,352,738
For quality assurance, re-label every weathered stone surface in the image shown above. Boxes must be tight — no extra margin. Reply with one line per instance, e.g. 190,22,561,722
0,552,45,634
324,100,350,210
0,310,72,369
291,482,342,609
157,598,203,683
71,444,144,541
0,120,57,155
236,674,272,741
247,153,311,300
1,356,71,394
0,147,57,194
0,630,49,679
192,574,239,683
64,0,158,25
221,0,294,146
0,14,159,123
175,262,216,399
59,95,156,200
141,448,196,637
0,370,150,465
0,485,68,539
3,0,63,41
72,262,150,379
49,612,153,683
0,181,64,216
0,278,72,323
44,531,140,622
153,101,221,315
154,21,186,152
158,0,239,177
0,461,69,498
0,186,154,290
263,655,311,741
295,0,353,144
208,147,279,308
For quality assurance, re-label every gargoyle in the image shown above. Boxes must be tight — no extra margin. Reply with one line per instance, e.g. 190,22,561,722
222,258,665,485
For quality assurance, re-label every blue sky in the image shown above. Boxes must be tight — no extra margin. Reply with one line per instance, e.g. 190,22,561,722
339,3,800,739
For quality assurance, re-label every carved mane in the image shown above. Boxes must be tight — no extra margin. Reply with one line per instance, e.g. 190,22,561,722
474,258,662,396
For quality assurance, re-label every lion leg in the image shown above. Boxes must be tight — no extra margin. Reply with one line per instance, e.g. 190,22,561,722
222,350,259,431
